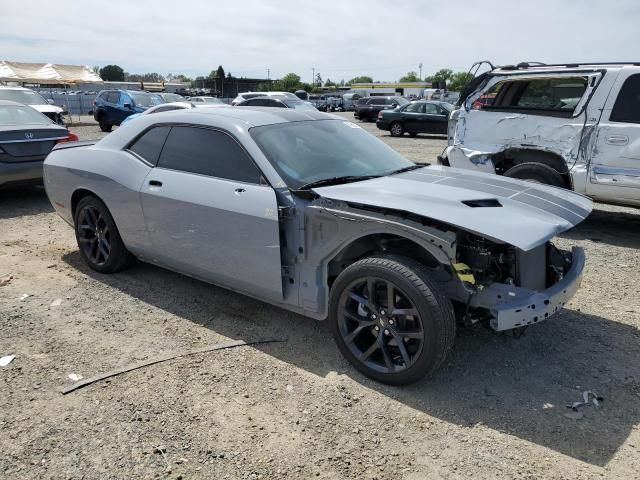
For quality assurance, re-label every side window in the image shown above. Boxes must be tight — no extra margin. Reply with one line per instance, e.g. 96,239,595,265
127,126,171,166
272,100,286,108
107,91,120,104
424,103,440,114
120,93,132,106
491,77,587,112
157,126,262,183
404,103,423,113
611,74,640,123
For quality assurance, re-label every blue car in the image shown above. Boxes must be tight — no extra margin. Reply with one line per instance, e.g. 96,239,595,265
93,89,163,132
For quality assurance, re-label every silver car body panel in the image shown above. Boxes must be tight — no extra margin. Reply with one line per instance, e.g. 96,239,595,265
313,165,592,252
44,107,588,325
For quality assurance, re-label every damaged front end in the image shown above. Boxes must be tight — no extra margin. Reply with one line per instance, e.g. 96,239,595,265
454,231,584,331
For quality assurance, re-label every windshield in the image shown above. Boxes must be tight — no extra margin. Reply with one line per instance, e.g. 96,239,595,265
283,100,317,111
395,97,410,106
250,120,413,189
0,105,52,125
132,93,163,108
161,93,188,103
0,89,48,105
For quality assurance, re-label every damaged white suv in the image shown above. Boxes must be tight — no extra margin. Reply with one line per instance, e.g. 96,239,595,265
442,62,640,207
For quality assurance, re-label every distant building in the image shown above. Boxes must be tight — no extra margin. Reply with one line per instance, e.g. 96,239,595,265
351,82,433,97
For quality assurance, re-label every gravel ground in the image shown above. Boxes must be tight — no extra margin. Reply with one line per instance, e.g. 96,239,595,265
1,113,639,480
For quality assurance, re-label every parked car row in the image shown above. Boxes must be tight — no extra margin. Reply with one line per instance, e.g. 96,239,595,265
0,86,67,125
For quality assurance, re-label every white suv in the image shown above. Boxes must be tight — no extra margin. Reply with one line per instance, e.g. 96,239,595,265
442,62,640,207
231,91,298,106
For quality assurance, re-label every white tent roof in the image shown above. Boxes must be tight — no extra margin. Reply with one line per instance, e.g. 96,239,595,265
0,61,103,84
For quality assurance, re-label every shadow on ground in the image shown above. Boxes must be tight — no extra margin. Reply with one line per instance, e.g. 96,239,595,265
63,247,640,467
561,205,640,249
0,186,53,220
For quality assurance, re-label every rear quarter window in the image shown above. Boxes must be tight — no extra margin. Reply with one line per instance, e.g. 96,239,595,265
127,126,171,165
610,74,640,123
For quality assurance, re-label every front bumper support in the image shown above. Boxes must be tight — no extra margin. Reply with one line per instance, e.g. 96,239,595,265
470,247,585,331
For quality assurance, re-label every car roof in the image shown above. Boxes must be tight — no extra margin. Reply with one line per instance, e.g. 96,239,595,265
0,86,31,91
490,63,640,76
152,105,336,127
0,99,27,106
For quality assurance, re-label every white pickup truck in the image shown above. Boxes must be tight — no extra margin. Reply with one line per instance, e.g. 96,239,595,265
441,62,640,207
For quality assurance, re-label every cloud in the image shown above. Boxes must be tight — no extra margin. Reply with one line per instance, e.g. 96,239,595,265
1,0,638,82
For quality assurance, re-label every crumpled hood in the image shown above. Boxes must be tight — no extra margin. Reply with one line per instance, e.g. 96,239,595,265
313,165,593,251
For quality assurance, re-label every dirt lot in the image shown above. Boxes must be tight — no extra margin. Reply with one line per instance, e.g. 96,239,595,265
1,113,640,480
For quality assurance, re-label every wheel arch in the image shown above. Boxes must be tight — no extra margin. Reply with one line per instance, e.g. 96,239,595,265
71,188,107,220
325,232,448,292
491,148,573,189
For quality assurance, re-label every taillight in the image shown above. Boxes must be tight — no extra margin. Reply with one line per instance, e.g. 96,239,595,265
378,112,383,119
57,132,79,144
471,100,483,110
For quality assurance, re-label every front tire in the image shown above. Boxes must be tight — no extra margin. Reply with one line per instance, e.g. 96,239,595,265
74,196,133,273
98,114,112,132
390,122,404,137
504,162,565,188
329,256,455,385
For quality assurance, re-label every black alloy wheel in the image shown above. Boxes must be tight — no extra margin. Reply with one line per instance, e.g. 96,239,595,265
77,204,111,266
329,256,455,385
338,276,424,374
74,195,133,273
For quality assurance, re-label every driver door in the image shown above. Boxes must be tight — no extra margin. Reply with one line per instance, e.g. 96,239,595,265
139,125,284,301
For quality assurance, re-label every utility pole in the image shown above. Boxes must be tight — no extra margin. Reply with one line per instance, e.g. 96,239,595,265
312,67,315,86
419,63,423,81
267,69,270,80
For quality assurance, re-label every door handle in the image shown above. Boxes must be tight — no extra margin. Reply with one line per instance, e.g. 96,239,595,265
605,134,629,146
149,180,163,187
234,188,246,195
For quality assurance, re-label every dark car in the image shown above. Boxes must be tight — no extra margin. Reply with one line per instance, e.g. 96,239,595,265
0,100,77,188
236,95,318,111
354,96,409,122
377,101,452,137
93,89,163,132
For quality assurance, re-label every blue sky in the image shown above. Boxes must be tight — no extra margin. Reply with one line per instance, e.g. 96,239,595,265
1,0,638,82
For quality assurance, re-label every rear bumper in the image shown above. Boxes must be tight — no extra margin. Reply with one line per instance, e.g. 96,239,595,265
470,247,585,331
0,160,44,188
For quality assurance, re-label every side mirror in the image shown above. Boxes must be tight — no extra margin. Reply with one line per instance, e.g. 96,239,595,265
47,99,55,105
123,102,132,109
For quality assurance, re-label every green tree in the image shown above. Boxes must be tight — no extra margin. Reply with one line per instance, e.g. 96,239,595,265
324,78,336,88
424,68,453,84
315,73,322,87
216,65,225,80
99,65,125,81
348,75,373,84
447,72,474,92
399,71,420,82
274,73,303,92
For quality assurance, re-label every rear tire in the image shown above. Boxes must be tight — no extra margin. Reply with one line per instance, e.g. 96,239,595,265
504,162,565,188
329,256,455,385
390,122,404,137
98,114,112,132
74,196,133,273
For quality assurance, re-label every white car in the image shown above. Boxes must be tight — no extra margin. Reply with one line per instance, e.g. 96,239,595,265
189,96,224,105
443,62,640,208
231,91,298,106
0,86,66,124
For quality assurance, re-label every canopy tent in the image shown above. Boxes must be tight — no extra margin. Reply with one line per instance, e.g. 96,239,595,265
0,61,103,85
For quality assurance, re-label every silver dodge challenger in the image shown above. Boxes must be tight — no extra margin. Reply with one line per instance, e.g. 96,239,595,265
43,107,592,385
